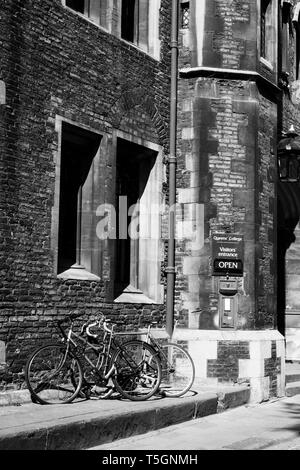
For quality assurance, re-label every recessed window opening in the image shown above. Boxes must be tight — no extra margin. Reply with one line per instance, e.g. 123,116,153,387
121,0,149,51
64,0,160,59
115,138,157,299
65,0,109,30
121,0,136,43
66,0,85,14
180,1,190,30
294,12,300,80
281,1,292,73
260,0,275,64
58,122,101,275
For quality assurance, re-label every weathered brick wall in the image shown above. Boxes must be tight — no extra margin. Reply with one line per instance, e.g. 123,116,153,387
207,341,250,383
0,0,171,389
256,92,277,328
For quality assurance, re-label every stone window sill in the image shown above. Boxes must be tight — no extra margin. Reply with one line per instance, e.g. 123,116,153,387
57,264,100,281
114,284,162,305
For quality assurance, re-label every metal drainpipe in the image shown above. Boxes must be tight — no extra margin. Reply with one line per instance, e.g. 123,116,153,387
166,0,179,338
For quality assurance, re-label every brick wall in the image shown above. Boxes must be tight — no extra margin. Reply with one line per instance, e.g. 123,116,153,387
0,0,171,389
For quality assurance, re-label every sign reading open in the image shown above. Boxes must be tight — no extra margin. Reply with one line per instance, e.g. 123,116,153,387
212,232,244,276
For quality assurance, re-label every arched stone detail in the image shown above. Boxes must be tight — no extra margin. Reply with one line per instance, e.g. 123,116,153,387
110,86,169,149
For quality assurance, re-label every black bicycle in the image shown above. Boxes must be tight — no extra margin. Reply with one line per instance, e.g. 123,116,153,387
25,312,162,404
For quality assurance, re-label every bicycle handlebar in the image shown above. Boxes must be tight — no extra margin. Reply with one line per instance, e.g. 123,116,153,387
85,317,126,337
85,319,110,337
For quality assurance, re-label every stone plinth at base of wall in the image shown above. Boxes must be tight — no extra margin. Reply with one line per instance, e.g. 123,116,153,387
171,329,285,404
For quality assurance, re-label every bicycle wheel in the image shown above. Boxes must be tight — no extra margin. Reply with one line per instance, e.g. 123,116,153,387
25,343,83,404
111,340,161,401
159,343,195,397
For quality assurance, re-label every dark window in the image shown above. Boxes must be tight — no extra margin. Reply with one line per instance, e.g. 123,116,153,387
180,1,190,30
261,0,268,58
65,0,109,29
260,0,275,63
121,0,149,50
281,1,292,73
121,0,136,43
294,7,300,79
114,138,156,298
58,123,102,275
66,0,84,14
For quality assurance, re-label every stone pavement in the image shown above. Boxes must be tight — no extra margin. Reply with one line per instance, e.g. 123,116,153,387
0,383,250,450
90,393,300,451
286,361,300,397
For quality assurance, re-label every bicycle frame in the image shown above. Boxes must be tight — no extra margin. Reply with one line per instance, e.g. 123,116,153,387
56,319,115,382
140,322,183,369
142,323,170,352
140,321,195,397
56,318,151,384
26,314,164,404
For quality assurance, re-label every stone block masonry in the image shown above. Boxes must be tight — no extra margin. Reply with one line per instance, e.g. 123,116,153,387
173,0,284,401
175,75,277,332
174,329,285,403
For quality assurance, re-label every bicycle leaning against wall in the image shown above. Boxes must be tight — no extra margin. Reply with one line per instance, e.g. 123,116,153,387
24,313,162,405
142,321,195,398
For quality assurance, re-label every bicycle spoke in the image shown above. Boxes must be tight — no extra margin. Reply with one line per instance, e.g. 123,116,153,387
25,344,83,404
111,341,162,401
159,343,195,397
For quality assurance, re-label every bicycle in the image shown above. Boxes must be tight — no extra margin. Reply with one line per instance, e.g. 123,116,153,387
142,321,195,397
25,312,162,405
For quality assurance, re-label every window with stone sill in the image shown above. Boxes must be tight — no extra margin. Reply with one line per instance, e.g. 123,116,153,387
112,136,164,304
260,0,277,68
64,0,161,59
65,0,110,30
55,121,103,281
121,0,149,51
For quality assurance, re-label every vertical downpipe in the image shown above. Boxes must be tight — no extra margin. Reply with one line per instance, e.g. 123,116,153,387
166,0,179,338
76,186,83,266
